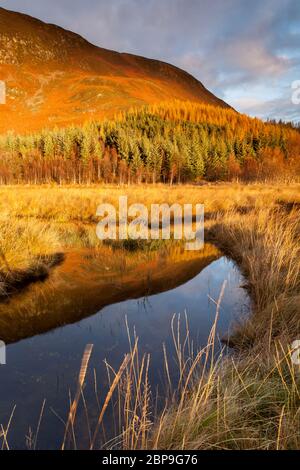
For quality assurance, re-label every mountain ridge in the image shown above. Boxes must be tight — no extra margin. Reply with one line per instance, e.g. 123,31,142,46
0,7,230,133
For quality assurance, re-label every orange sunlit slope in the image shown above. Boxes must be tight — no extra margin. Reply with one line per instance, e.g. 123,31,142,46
0,7,230,133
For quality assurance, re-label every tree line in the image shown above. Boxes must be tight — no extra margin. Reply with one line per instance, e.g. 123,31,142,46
0,101,299,184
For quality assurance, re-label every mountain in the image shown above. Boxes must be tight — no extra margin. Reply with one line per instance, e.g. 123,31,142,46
0,7,230,133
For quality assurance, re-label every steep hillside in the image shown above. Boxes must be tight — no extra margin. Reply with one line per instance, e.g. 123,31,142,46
0,7,230,133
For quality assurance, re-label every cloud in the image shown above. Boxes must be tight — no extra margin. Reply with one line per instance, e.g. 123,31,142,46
1,0,299,121
235,96,300,122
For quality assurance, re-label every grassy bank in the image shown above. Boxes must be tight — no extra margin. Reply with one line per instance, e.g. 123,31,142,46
151,206,300,450
0,182,299,295
0,218,64,298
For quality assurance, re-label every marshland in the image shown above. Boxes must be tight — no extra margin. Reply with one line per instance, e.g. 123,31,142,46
0,181,299,449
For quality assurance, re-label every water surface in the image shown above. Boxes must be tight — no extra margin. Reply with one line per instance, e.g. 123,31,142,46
0,256,249,449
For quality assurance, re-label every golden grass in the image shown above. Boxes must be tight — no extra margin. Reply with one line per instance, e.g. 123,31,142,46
208,207,300,348
151,206,300,450
62,344,94,450
0,183,299,223
0,217,62,297
0,182,298,275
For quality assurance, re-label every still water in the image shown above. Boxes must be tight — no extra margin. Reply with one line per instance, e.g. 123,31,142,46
0,256,249,449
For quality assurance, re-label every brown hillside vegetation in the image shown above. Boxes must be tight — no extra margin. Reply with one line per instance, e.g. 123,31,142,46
0,7,229,133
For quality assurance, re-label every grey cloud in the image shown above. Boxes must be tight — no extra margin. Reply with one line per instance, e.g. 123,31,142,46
237,95,300,122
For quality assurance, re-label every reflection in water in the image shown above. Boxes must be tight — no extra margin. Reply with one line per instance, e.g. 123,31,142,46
0,257,249,449
0,244,220,344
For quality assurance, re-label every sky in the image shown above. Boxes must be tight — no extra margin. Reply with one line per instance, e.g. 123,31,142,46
1,0,299,122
